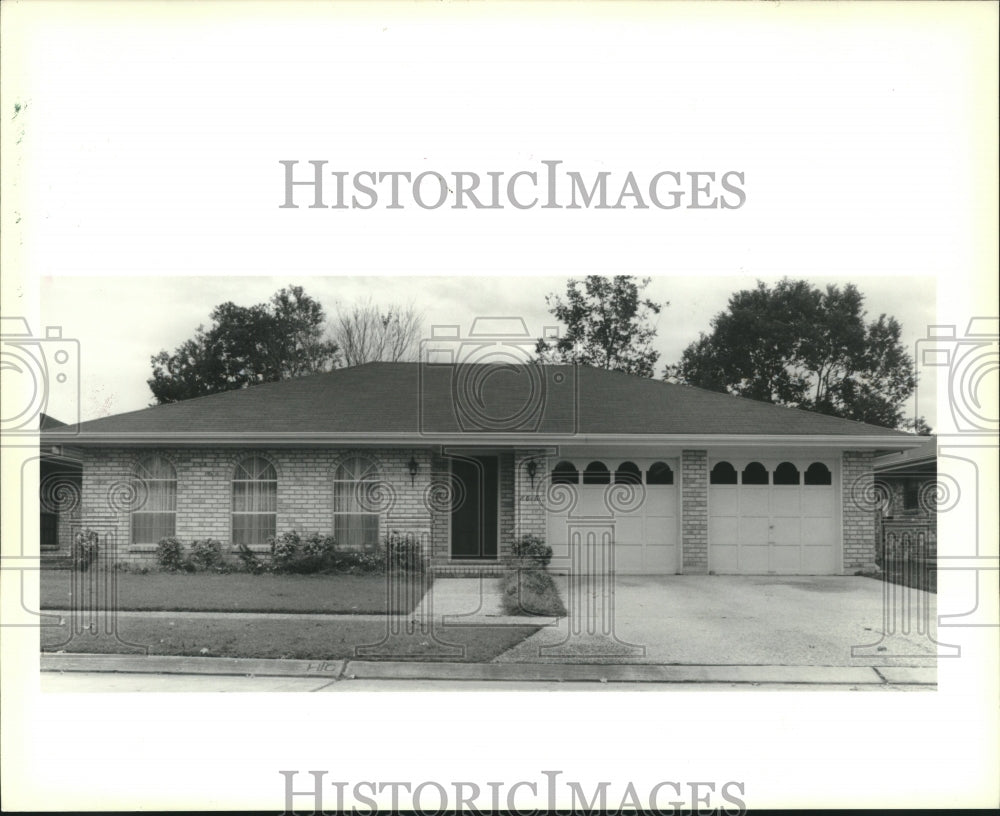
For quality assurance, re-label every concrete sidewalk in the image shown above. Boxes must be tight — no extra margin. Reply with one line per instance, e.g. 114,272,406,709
40,652,936,690
412,577,558,625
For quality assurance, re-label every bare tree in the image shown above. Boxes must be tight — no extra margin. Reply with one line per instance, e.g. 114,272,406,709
331,299,424,366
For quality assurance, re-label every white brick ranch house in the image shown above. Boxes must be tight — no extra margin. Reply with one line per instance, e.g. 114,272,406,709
41,363,926,576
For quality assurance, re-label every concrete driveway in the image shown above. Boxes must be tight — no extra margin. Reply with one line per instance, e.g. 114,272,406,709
494,575,942,667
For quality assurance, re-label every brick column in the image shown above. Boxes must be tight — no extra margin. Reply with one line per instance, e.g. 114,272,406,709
79,448,131,563
841,450,877,573
681,449,709,573
514,448,548,544
429,452,451,565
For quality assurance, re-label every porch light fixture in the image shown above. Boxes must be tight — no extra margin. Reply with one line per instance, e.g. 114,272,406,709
526,459,538,486
407,456,419,486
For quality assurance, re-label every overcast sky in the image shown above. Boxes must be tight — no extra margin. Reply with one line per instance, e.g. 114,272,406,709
39,273,938,427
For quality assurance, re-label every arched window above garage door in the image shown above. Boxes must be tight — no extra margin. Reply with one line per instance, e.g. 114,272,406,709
773,462,800,485
614,461,642,484
804,462,832,485
741,462,769,485
646,461,674,485
710,461,738,485
552,461,579,485
583,461,611,485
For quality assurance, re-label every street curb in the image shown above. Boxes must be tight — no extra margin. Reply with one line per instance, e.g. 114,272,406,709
40,654,937,686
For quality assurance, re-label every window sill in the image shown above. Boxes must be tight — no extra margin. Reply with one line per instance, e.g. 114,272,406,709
128,544,160,553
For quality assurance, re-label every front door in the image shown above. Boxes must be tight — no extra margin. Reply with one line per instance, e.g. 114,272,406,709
450,455,499,560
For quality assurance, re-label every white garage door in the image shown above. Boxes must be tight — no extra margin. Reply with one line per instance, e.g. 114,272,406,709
709,459,838,575
546,459,679,575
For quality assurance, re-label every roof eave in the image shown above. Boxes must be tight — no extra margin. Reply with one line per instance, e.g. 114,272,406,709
42,431,923,449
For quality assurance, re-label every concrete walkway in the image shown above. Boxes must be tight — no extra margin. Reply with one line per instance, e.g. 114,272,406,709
413,577,559,626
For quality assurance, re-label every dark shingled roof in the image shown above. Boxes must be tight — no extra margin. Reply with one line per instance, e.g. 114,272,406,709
48,363,916,441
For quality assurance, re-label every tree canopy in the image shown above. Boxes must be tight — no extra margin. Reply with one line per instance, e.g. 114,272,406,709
148,286,339,404
535,275,666,378
666,279,926,431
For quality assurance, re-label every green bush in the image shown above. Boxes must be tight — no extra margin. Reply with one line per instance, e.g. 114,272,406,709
189,538,224,571
299,533,337,573
155,536,185,571
385,530,426,573
329,548,385,575
269,530,303,572
501,566,566,617
235,542,267,574
113,561,151,574
264,529,426,575
267,531,338,574
72,529,100,572
510,534,552,568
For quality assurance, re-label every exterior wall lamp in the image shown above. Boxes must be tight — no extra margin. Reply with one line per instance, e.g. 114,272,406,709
407,455,419,486
526,459,538,487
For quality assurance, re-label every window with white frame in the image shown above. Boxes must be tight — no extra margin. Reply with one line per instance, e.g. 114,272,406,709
333,456,381,550
131,455,177,546
232,455,278,547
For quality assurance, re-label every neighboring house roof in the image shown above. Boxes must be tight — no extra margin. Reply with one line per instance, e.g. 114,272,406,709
39,413,67,430
42,362,924,447
873,435,937,476
39,414,83,465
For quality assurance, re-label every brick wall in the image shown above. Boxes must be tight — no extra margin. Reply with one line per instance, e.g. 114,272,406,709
842,450,877,572
681,449,708,573
80,447,437,563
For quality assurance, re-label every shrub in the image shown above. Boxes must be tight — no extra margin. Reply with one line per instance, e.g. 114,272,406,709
299,533,336,573
510,534,552,568
268,530,338,574
155,536,186,571
189,538,224,571
329,547,385,575
500,566,567,617
385,531,426,573
72,529,100,572
235,542,267,575
113,561,150,574
269,530,302,572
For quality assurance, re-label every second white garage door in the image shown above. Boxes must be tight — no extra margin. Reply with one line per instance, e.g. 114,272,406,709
708,459,838,575
546,459,679,575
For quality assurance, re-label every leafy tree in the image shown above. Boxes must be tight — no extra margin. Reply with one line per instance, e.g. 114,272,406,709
148,286,339,404
666,279,927,431
535,276,666,377
331,298,424,367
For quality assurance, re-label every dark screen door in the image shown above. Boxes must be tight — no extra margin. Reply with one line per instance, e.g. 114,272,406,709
450,456,498,559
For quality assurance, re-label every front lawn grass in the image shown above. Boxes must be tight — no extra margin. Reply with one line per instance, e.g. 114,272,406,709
40,570,429,615
40,618,540,663
500,567,567,617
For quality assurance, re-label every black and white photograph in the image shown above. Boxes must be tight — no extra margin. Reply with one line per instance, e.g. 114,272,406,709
1,1,997,812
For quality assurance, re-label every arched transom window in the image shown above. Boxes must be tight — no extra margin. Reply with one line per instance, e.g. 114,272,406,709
131,455,176,546
232,455,278,547
333,456,381,551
